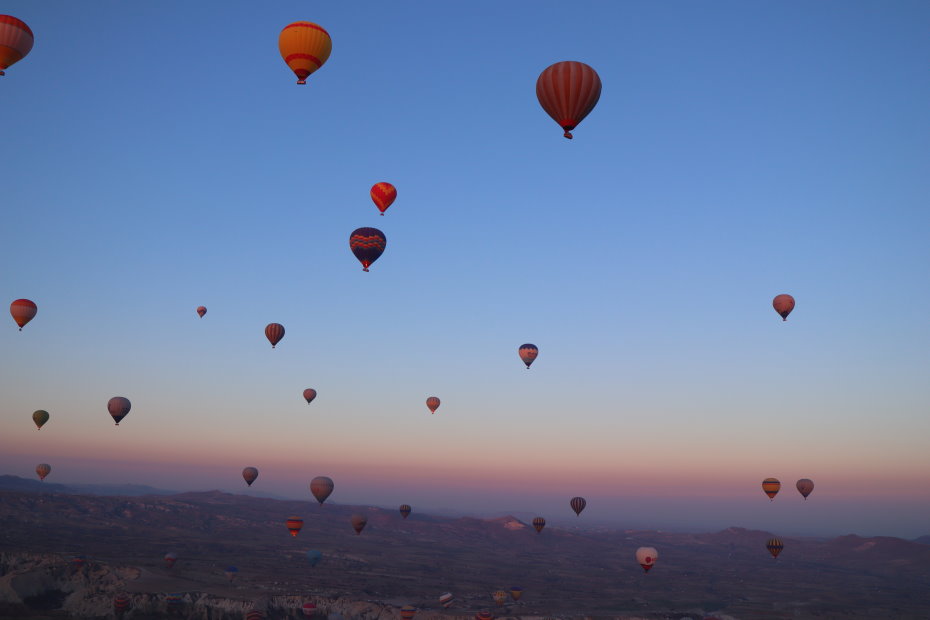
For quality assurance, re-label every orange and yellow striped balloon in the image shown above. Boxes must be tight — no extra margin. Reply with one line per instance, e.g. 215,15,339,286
278,22,332,85
370,182,397,215
0,15,33,76
762,477,781,500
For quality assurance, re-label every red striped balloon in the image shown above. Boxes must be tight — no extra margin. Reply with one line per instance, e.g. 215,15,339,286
349,227,386,272
400,605,417,619
265,323,285,348
10,298,37,330
426,396,440,414
286,516,304,537
196,306,206,318
536,61,602,139
570,496,586,516
370,182,397,215
0,15,34,76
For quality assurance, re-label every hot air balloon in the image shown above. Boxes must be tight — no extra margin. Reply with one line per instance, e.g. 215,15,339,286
0,16,33,77
306,549,322,567
532,517,546,533
302,602,317,617
349,227,386,272
246,610,265,620
350,514,367,534
114,594,131,613
35,463,50,481
71,556,86,570
772,294,795,321
796,478,814,499
762,478,781,500
166,593,183,607
475,613,494,620
439,593,454,608
370,182,397,215
164,552,178,568
536,61,601,139
224,566,238,582
636,546,658,573
509,587,523,602
107,397,131,426
279,21,332,85
32,410,49,430
286,517,304,537
519,344,538,369
570,496,586,516
399,504,411,519
426,396,440,414
196,306,207,318
242,467,259,486
492,591,508,607
766,537,784,559
10,299,37,330
310,476,334,504
400,605,417,619
265,323,285,348
303,388,317,404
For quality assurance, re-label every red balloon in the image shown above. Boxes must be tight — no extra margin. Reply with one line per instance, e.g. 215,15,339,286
370,182,397,215
303,388,317,404
196,306,206,318
10,298,37,330
536,61,602,139
265,323,285,348
772,294,795,321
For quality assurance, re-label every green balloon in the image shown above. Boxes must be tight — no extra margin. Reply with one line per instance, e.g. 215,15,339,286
32,410,49,429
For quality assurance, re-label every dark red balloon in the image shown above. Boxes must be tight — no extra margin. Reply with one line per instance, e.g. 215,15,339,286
536,61,602,139
265,323,285,348
349,227,386,272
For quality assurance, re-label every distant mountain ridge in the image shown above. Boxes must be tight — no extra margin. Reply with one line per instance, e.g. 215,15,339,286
0,474,176,497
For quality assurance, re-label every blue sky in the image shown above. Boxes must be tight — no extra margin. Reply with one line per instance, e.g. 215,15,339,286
1,1,929,538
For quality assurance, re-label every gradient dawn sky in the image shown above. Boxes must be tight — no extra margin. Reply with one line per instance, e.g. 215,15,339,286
1,1,928,539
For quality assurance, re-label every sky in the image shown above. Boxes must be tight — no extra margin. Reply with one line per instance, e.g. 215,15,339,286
1,1,929,539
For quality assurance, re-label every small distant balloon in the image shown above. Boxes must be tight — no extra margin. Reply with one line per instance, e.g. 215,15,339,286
164,552,178,568
286,517,304,537
107,397,132,426
766,537,784,559
492,591,508,607
349,227,386,272
114,594,131,613
302,602,317,617
399,504,411,519
400,605,417,620
265,323,285,348
196,306,207,318
439,593,454,608
350,514,367,534
242,467,259,486
509,587,523,601
10,299,37,330
306,549,322,567
796,478,814,499
32,410,49,430
426,396,440,414
532,517,546,533
635,546,658,573
772,294,795,321
246,610,265,620
370,182,397,215
310,476,334,504
762,478,781,500
0,16,34,77
518,344,538,369
303,388,317,404
35,463,51,481
224,566,238,582
475,613,494,620
570,496,586,516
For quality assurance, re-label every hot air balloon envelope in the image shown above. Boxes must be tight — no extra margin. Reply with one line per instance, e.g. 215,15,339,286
766,537,784,558
107,397,131,425
426,397,440,414
349,227,386,272
773,294,795,321
196,306,207,318
532,517,546,533
242,467,259,486
796,478,814,499
279,22,332,84
350,514,367,534
0,16,34,76
636,546,658,572
35,463,50,481
32,410,49,430
310,476,334,504
536,61,601,139
762,478,781,500
303,388,317,404
570,496,586,516
371,182,397,215
306,549,322,567
265,323,285,348
10,298,37,330
399,504,412,519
